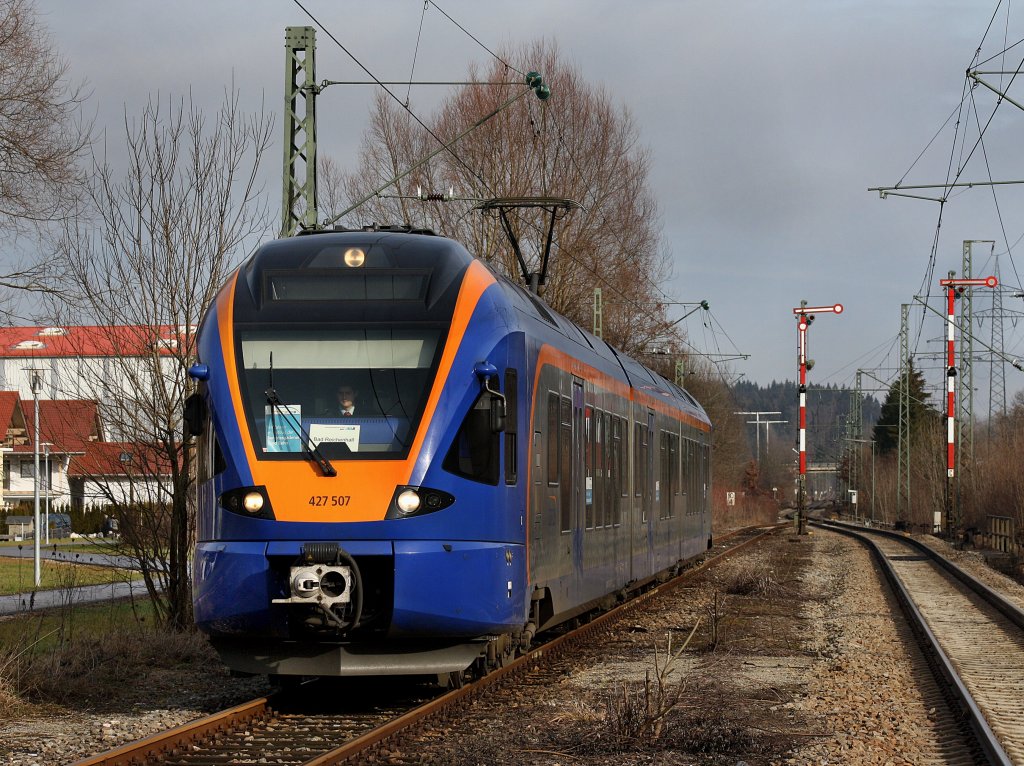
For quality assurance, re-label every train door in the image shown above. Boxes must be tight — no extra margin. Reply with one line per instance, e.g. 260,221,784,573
571,379,585,595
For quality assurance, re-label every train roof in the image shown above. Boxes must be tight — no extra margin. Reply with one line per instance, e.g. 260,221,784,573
489,267,709,424
244,228,709,424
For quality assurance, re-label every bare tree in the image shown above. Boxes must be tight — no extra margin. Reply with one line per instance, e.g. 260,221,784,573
50,90,273,629
327,40,681,356
0,0,88,322
0,0,86,230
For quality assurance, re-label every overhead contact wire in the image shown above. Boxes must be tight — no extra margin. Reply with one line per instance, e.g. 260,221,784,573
290,0,491,208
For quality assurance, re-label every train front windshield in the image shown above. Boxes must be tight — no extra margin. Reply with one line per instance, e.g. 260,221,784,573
237,328,443,459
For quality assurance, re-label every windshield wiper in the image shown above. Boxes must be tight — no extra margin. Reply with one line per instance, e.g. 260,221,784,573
265,387,337,477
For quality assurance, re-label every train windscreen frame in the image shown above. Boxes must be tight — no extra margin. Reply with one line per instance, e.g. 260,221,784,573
236,326,445,460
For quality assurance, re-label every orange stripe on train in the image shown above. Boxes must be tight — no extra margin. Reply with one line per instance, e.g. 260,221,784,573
528,345,712,431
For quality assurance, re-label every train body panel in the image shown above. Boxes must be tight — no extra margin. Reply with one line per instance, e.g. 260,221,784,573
190,229,711,677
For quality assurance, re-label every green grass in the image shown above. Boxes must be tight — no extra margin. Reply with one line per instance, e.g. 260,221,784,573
0,557,137,596
0,598,158,652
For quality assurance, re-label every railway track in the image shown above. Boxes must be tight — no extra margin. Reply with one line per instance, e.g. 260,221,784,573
70,524,776,766
816,520,1024,766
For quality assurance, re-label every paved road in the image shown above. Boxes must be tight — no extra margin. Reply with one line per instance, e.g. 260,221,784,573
0,544,139,570
0,543,157,616
0,578,151,615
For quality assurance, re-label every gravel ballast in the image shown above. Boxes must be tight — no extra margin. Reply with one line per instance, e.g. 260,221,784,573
3,527,1018,765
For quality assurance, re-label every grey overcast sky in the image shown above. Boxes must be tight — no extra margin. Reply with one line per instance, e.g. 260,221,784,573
35,0,1024,412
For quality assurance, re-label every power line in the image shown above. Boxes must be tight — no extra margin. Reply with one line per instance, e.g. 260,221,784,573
426,2,524,76
290,0,489,198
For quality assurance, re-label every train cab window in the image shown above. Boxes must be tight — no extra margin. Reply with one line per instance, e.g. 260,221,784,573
443,390,500,485
237,328,442,460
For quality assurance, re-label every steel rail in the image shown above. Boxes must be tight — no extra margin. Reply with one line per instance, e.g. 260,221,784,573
70,697,271,766
72,524,780,766
306,524,780,764
821,519,1024,630
813,520,1014,766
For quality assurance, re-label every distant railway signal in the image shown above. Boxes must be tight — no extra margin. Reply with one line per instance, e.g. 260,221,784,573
939,272,997,537
792,300,842,535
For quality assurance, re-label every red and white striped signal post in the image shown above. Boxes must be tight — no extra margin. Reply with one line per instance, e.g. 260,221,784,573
938,273,997,537
793,301,843,534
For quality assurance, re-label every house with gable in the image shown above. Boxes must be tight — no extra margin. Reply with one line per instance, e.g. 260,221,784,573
0,393,171,515
0,325,182,522
2,396,102,509
67,441,172,510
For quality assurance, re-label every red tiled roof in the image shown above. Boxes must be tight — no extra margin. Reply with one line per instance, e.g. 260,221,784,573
0,325,193,358
13,399,101,454
0,391,20,434
67,441,174,478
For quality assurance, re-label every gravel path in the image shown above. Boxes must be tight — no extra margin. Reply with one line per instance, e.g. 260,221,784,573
371,529,992,765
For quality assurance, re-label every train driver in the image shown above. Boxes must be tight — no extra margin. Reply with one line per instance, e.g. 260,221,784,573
335,384,358,416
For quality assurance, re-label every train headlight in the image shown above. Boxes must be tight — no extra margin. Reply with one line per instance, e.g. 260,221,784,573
396,489,421,514
386,485,455,519
220,486,274,519
243,492,265,513
343,247,365,267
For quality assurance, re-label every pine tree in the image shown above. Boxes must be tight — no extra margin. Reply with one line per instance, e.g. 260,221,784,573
873,363,937,454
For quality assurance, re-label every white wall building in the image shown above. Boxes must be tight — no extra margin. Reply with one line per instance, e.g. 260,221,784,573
0,326,181,513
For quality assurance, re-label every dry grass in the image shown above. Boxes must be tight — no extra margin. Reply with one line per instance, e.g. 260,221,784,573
0,614,213,715
716,548,797,599
602,625,699,746
712,493,780,534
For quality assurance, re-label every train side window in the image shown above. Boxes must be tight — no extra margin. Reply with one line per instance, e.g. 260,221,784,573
600,411,611,528
559,396,572,533
592,408,602,529
641,418,651,523
659,430,670,519
533,431,542,484
671,433,680,497
585,404,594,530
504,369,518,485
703,443,710,504
194,400,226,484
633,421,642,498
196,417,214,483
682,438,692,514
546,392,559,486
697,440,704,510
443,391,500,485
612,415,623,525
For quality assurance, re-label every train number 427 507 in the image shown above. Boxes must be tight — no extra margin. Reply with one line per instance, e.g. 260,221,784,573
308,495,351,507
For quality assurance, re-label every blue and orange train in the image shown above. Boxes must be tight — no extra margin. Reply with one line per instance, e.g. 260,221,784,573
187,226,712,680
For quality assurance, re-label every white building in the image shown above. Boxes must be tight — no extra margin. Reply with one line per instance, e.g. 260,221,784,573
0,325,181,513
